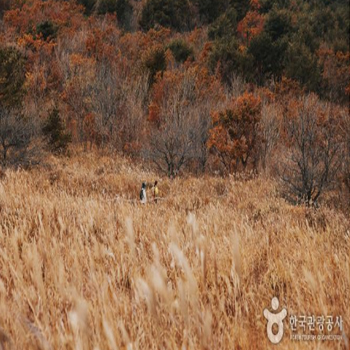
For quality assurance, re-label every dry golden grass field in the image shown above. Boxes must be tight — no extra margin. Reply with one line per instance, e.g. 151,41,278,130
0,152,349,350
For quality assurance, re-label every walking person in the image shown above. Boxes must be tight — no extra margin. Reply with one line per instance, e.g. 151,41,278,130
140,182,147,204
152,180,159,203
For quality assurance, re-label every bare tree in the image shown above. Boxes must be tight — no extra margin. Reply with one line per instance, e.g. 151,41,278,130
148,120,198,177
145,73,206,177
92,61,122,148
119,74,149,153
280,95,342,206
92,61,148,152
56,37,94,148
260,102,280,171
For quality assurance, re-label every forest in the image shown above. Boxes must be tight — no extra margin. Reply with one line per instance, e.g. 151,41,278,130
1,0,349,208
0,0,350,203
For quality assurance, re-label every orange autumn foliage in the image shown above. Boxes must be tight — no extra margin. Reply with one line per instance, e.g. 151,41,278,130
148,66,224,127
208,92,262,173
237,10,264,44
4,0,84,34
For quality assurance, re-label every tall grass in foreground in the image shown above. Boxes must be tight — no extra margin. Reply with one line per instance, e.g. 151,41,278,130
0,153,349,350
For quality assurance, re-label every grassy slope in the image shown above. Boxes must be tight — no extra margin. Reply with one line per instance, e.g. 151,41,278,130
0,152,349,350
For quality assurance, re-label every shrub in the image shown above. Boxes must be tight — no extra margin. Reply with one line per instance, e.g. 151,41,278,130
208,7,237,40
279,95,342,206
77,0,96,15
208,37,253,85
139,0,193,32
42,107,71,154
0,47,26,108
98,0,117,14
36,21,58,41
167,39,193,63
208,92,262,173
143,47,166,86
191,0,226,24
0,108,42,167
115,0,133,29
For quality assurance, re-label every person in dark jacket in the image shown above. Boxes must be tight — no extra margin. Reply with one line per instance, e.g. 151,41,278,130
140,182,147,204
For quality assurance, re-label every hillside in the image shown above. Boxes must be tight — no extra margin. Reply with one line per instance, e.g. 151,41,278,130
0,0,349,349
1,0,349,208
0,153,349,349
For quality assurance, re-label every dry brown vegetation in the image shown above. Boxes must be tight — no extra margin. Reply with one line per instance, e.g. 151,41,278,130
0,152,349,350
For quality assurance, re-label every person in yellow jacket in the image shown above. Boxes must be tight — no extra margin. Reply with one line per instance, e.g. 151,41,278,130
152,180,159,203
